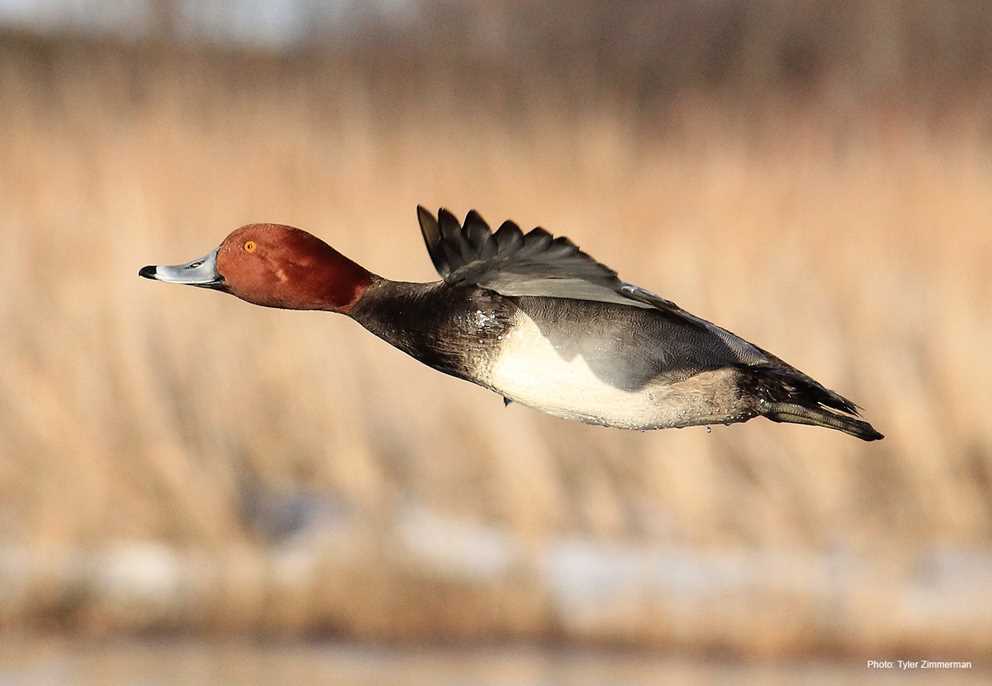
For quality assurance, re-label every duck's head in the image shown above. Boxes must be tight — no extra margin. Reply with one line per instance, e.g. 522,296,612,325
139,224,373,312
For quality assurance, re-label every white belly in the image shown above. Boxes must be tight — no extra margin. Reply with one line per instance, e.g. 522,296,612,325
487,312,686,429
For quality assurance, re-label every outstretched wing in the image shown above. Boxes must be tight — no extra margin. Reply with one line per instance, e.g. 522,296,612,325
416,205,770,363
416,206,680,310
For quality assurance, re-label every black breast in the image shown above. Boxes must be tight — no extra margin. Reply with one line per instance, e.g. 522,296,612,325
349,280,516,382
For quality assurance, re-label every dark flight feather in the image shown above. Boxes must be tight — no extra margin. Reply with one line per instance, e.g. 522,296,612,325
417,206,674,310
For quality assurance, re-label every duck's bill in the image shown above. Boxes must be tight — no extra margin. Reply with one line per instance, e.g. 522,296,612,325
139,248,224,288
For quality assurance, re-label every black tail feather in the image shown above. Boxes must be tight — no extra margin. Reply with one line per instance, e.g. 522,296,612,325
762,400,884,441
739,364,884,441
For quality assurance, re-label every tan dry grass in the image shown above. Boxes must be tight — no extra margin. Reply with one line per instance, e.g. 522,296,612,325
0,41,990,647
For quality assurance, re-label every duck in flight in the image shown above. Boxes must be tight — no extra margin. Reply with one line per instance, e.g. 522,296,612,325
139,207,883,441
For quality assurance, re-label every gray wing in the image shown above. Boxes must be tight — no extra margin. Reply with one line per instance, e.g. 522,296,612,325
416,206,770,363
417,206,675,309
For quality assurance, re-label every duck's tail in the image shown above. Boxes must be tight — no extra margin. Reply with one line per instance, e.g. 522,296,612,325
738,363,884,442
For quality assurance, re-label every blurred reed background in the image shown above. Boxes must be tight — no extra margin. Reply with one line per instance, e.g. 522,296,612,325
0,0,991,681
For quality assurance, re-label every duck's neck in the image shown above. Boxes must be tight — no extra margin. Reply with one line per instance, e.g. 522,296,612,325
295,244,375,313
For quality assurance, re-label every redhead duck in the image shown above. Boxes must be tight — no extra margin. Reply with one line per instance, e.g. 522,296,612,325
139,207,883,441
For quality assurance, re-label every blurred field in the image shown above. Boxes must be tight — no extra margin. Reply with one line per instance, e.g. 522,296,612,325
0,16,990,661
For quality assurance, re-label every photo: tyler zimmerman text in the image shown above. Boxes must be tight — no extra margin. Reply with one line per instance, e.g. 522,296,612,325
867,659,973,670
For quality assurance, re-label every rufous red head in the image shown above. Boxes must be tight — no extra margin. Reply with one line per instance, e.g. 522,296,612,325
139,223,373,312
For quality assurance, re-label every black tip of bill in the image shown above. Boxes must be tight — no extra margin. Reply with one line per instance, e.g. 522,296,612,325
138,265,157,279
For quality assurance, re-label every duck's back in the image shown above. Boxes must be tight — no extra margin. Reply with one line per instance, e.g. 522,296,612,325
483,296,767,429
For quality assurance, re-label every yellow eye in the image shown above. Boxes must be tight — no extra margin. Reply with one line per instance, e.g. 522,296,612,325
244,240,256,253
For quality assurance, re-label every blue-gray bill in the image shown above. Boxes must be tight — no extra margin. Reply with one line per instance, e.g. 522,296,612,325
138,248,224,288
